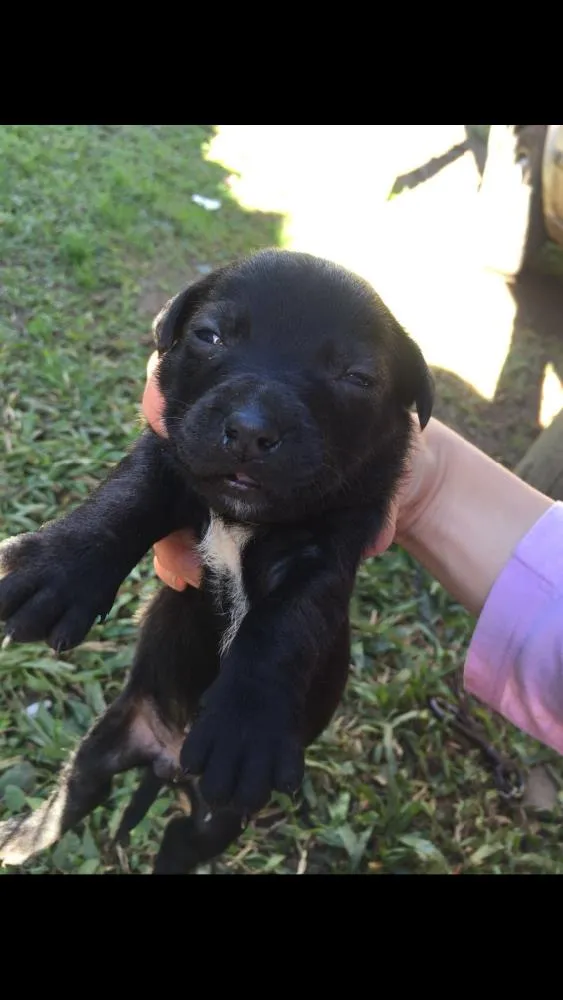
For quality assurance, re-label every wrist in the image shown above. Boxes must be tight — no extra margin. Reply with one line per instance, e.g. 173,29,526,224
397,419,553,617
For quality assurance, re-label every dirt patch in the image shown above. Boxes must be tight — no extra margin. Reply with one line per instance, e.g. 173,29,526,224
138,265,204,320
136,263,211,353
373,128,563,472
432,271,563,469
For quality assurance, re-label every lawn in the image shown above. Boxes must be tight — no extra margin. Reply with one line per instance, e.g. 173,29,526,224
1,124,562,874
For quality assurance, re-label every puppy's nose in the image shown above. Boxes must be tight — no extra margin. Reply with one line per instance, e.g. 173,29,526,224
224,407,281,458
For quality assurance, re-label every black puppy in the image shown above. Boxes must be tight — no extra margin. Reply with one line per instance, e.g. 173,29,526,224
0,250,433,874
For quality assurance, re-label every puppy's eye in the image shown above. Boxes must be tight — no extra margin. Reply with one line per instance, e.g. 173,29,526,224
193,328,223,347
344,371,374,389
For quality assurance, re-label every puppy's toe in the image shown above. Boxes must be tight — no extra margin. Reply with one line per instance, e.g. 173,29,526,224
48,606,101,653
5,589,65,644
274,740,304,796
232,754,272,816
0,568,39,621
181,721,214,776
198,742,239,808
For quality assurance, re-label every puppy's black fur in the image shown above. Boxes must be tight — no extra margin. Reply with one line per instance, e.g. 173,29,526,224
0,250,433,874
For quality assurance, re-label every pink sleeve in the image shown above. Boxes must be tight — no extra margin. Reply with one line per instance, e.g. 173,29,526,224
465,501,563,755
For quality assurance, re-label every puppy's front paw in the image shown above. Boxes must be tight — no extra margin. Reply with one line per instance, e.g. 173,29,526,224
181,675,304,816
0,530,120,652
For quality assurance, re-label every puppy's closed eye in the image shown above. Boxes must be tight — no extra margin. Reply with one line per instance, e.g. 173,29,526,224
342,371,375,389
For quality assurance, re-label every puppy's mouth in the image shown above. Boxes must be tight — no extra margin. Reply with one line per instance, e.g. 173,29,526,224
223,472,262,493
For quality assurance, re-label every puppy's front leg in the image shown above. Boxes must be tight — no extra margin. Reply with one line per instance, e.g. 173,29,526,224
0,430,202,651
182,508,383,815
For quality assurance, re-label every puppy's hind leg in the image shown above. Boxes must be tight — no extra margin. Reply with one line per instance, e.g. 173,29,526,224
153,781,245,875
114,770,164,849
120,586,246,874
0,584,222,870
0,696,141,867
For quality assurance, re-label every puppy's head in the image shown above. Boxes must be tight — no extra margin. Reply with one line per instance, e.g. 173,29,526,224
155,250,433,523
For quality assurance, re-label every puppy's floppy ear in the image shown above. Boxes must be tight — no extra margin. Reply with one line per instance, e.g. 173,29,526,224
152,271,221,355
395,331,435,430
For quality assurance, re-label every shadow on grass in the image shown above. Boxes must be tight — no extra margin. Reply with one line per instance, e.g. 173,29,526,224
387,124,563,470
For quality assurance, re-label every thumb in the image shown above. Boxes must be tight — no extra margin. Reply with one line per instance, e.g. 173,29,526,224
142,352,168,438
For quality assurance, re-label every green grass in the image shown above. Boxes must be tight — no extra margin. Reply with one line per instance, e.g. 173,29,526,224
1,125,563,875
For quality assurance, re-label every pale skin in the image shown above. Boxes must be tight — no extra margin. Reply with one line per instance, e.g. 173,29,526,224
144,352,554,619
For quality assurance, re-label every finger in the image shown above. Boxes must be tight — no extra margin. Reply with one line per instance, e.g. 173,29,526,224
153,555,187,593
154,531,203,588
142,353,168,438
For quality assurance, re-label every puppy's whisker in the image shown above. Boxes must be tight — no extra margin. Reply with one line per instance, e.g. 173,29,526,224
159,396,190,410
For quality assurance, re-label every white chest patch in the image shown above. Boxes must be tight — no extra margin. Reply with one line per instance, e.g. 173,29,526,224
198,513,254,655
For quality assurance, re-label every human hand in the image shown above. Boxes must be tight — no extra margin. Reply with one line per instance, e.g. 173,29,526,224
142,353,201,590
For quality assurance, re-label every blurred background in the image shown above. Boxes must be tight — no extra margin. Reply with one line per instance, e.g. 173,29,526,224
2,124,563,876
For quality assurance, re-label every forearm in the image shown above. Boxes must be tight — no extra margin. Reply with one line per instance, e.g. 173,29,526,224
397,419,553,617
226,573,351,701
224,518,376,697
62,430,200,572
